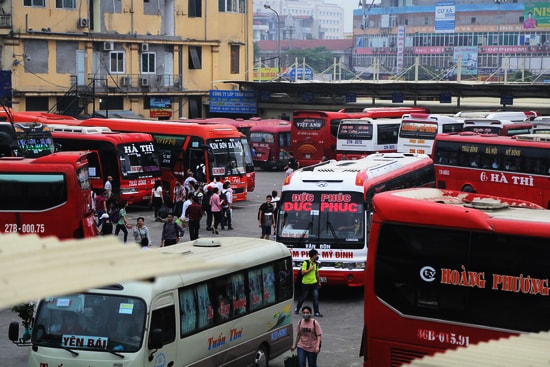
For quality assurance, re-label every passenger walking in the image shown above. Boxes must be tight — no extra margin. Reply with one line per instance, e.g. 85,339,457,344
291,305,323,367
104,175,113,198
295,249,323,317
172,181,186,218
284,152,300,176
202,185,214,231
114,200,130,243
98,213,113,235
220,181,233,230
94,190,108,227
185,195,204,240
210,187,223,235
271,190,280,224
132,217,152,248
258,195,276,239
160,213,184,247
151,179,164,222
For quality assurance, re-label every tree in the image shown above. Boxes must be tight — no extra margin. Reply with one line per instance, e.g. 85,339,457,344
283,47,334,73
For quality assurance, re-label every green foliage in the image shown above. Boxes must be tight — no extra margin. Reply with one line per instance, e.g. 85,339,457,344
284,47,334,73
11,302,34,328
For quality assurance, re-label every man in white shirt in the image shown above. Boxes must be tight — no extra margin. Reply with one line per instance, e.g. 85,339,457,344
104,176,113,198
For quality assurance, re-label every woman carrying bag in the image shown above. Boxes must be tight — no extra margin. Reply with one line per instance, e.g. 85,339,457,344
132,217,152,249
291,306,322,367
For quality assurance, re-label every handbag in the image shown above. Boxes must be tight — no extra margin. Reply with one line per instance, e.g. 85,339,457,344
159,204,169,219
284,353,299,367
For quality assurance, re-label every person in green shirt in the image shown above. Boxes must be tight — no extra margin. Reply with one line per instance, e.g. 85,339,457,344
295,249,323,317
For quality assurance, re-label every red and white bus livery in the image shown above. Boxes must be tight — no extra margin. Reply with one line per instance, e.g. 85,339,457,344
277,153,435,287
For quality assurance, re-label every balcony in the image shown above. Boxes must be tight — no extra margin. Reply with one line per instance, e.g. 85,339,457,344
0,14,12,30
87,74,183,93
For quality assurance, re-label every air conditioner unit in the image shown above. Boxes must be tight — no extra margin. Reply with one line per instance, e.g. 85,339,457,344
103,41,114,51
141,43,149,52
120,76,132,86
78,18,89,28
140,77,149,87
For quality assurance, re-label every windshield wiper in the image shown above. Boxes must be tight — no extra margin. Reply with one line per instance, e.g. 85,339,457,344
326,220,337,239
297,221,313,246
61,346,79,357
105,350,125,358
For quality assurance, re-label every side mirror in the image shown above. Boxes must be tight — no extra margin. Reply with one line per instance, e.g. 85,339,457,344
148,328,163,350
8,322,19,342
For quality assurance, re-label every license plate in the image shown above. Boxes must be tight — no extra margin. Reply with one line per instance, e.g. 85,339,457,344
319,277,327,283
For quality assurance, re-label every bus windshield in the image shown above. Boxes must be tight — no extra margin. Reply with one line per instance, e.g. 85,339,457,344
278,191,365,248
33,293,147,353
118,142,161,178
208,137,245,176
338,123,373,140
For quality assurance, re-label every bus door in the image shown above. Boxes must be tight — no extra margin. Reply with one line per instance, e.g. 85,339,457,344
84,151,104,193
186,145,209,183
149,293,178,366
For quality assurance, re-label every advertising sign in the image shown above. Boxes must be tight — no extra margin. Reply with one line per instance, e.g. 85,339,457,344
209,90,257,114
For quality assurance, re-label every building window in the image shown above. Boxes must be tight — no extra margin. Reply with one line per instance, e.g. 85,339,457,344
218,0,245,13
26,97,49,111
189,46,202,69
189,0,201,17
23,0,45,7
56,0,75,8
110,51,125,73
141,52,156,73
230,45,239,74
471,17,476,24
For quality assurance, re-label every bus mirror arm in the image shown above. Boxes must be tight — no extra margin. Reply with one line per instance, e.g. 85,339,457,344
148,328,163,361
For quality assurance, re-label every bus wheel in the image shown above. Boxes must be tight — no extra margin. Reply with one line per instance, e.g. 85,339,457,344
462,185,476,193
254,344,269,367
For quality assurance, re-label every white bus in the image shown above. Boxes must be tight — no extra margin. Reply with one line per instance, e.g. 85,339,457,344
461,118,532,136
25,238,294,367
276,153,435,287
531,116,550,134
336,118,400,160
397,113,463,155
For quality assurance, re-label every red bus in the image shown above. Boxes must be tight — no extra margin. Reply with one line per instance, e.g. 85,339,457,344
362,187,548,366
49,125,161,204
292,107,429,166
461,119,532,136
432,132,550,208
277,153,435,287
0,151,96,239
70,118,254,201
249,120,291,170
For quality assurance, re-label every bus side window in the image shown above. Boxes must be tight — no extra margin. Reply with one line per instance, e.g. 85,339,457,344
179,288,198,335
148,305,176,348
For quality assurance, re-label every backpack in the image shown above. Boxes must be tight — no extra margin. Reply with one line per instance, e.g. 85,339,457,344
110,208,121,223
220,190,228,206
202,191,213,211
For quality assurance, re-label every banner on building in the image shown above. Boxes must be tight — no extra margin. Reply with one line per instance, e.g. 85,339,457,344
524,3,550,29
435,1,456,33
150,97,172,118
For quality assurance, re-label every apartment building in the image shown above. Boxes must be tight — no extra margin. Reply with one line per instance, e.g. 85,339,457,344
1,0,253,118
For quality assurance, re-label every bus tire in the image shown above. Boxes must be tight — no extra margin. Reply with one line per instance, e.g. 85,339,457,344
254,343,269,367
462,185,476,193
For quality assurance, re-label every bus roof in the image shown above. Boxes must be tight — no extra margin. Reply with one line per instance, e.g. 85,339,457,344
86,238,291,298
0,150,90,168
402,113,461,124
0,234,228,308
339,118,402,125
79,118,242,137
284,153,432,187
436,132,550,146
372,188,549,230
454,111,529,122
462,119,532,127
49,124,155,142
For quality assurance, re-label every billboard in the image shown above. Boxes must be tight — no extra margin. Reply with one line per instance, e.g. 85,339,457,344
435,1,455,33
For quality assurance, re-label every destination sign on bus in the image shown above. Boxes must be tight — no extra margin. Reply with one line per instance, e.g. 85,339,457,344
294,119,325,130
283,192,359,213
338,124,373,140
401,122,438,134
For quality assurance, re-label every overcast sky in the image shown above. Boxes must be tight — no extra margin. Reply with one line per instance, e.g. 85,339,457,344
341,1,357,33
